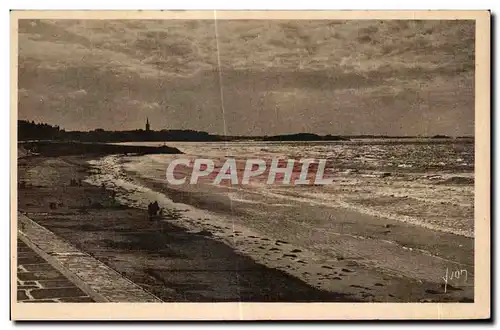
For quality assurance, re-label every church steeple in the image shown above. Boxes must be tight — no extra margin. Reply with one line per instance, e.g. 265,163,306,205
145,117,150,131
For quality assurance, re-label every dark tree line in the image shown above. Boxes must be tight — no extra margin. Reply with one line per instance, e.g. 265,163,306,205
64,129,222,142
19,120,462,143
18,121,348,142
18,120,64,141
17,120,223,142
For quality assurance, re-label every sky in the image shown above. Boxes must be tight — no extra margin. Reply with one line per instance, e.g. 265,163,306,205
17,19,475,136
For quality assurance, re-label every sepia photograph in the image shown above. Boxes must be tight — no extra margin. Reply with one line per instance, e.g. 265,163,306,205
10,10,490,320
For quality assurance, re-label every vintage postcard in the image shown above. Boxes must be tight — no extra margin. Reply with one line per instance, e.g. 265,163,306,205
10,10,490,320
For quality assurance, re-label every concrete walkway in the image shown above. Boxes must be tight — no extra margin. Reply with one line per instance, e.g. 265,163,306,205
17,239,94,303
17,213,162,303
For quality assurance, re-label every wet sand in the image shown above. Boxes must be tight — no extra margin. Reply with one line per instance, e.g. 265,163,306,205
119,172,475,302
18,155,474,302
18,156,354,302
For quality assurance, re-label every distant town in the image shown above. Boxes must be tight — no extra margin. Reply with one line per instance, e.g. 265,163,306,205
18,119,473,143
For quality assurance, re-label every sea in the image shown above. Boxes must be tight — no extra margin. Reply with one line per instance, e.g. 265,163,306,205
86,139,474,284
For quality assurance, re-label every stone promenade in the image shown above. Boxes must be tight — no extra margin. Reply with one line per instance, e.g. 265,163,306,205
17,239,94,303
17,213,162,303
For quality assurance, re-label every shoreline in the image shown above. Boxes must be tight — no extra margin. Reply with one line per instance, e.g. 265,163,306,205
89,154,473,302
19,141,183,157
18,153,474,302
18,155,357,302
127,170,474,265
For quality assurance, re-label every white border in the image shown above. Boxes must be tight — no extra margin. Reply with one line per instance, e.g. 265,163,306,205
3,1,497,328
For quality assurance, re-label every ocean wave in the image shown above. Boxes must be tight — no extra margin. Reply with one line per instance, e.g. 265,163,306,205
436,176,475,185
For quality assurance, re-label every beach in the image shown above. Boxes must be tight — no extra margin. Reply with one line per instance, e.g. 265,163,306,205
17,140,474,302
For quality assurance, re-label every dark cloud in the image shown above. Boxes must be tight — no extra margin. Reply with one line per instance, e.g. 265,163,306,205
18,19,474,136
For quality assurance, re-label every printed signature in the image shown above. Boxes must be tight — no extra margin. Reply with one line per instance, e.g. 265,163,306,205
442,267,468,293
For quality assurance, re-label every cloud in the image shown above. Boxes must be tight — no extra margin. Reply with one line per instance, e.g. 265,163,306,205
128,100,161,110
17,19,475,136
19,19,474,78
67,89,87,98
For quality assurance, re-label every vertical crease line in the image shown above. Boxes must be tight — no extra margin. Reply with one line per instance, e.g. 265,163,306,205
213,10,242,319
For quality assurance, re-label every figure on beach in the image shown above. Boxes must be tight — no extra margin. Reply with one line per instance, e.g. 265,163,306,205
147,201,160,221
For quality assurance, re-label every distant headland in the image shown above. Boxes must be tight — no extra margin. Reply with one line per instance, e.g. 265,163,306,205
17,120,474,143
